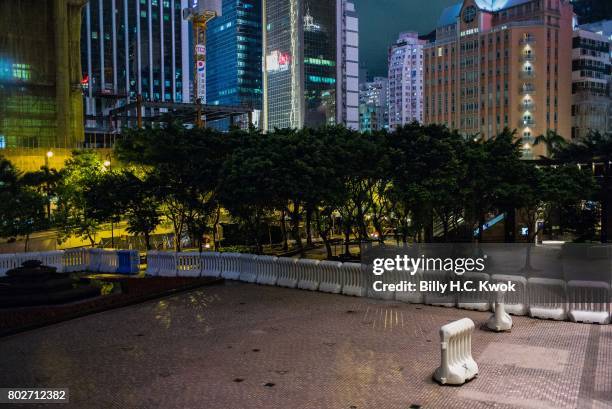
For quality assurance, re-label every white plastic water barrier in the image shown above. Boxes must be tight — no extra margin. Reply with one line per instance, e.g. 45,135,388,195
297,259,320,291
157,252,177,277
369,267,397,301
423,270,456,307
220,253,242,280
14,251,65,273
528,277,567,320
276,257,299,288
98,250,119,273
395,269,424,304
238,254,258,283
491,274,528,316
63,248,90,273
201,252,221,277
457,272,491,311
0,254,17,277
146,251,160,276
341,262,367,297
433,318,478,385
318,260,343,294
177,253,202,277
255,255,279,286
567,280,610,324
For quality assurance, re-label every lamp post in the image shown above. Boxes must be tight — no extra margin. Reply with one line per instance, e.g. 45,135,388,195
44,151,54,220
103,155,114,248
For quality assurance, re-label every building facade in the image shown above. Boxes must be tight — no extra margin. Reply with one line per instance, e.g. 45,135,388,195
81,0,191,139
388,32,425,128
0,0,86,149
571,21,611,139
262,0,358,131
206,0,262,111
359,76,389,132
337,0,359,130
424,0,574,158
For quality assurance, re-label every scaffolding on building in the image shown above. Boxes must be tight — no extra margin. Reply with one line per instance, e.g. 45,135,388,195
0,0,86,149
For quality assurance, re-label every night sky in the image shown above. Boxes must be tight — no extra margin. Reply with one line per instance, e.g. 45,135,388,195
354,0,459,78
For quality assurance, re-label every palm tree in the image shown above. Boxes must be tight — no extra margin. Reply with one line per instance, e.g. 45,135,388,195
534,129,567,158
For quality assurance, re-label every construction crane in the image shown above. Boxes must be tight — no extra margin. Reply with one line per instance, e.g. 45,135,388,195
183,0,222,127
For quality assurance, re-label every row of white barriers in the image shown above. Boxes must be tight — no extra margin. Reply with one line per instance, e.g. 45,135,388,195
145,251,612,325
0,249,139,275
147,252,367,298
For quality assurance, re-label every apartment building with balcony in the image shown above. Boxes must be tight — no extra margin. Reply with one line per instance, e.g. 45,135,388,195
571,21,611,139
423,0,574,158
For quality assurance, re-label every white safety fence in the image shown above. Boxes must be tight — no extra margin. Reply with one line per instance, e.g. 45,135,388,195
433,318,479,385
143,251,612,325
0,249,139,276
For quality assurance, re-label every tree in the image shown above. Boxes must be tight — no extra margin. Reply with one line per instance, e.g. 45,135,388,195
0,157,47,251
219,130,279,254
55,151,107,247
21,165,62,221
116,121,234,251
534,129,567,159
554,131,612,242
84,170,161,250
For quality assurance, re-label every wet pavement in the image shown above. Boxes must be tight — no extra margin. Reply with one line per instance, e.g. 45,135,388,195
1,281,611,409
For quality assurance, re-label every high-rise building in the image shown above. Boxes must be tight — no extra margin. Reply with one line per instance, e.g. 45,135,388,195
337,0,359,130
388,32,425,128
262,0,358,131
359,77,389,132
424,0,574,159
571,21,611,139
0,0,86,149
206,0,262,111
81,0,191,139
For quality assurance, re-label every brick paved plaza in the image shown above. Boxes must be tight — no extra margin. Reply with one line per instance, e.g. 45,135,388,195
1,282,611,409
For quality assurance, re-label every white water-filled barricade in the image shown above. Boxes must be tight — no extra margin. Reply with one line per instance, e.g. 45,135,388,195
433,318,478,385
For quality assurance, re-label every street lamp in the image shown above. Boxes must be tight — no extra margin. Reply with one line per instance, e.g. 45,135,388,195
43,151,54,220
44,150,53,167
103,155,115,248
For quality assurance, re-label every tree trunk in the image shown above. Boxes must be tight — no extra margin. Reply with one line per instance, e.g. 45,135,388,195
144,232,151,251
305,207,313,247
291,211,304,256
343,227,351,256
24,234,30,252
504,208,516,243
280,210,288,251
212,207,221,251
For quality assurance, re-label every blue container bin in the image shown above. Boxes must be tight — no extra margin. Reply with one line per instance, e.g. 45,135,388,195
117,250,139,274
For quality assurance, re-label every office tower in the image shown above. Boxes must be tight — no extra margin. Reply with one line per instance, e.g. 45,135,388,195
388,32,425,128
206,0,262,111
359,77,389,132
81,0,191,138
571,21,611,139
337,0,359,130
262,0,358,131
424,0,574,159
0,0,86,149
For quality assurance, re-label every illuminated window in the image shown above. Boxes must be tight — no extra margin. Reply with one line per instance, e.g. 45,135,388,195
12,63,31,81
